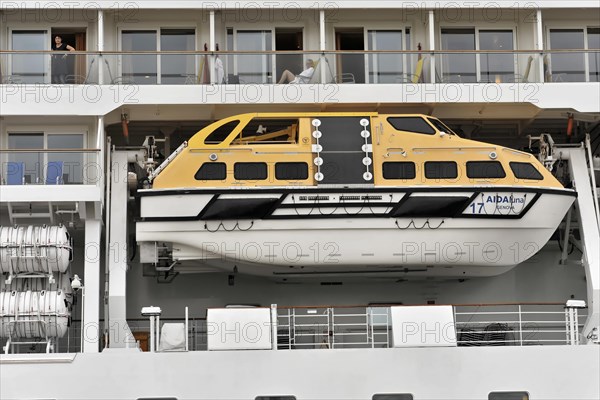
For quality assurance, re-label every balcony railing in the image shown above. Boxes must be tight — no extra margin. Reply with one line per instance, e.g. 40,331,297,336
0,148,102,186
1,49,599,85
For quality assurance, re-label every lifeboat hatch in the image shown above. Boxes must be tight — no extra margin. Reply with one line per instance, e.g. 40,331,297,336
313,116,373,185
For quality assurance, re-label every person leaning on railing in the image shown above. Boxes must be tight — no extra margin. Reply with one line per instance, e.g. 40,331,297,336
51,35,75,84
277,59,315,84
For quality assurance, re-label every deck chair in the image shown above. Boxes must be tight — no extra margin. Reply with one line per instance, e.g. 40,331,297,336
6,162,25,185
410,57,426,83
45,161,64,185
290,59,321,84
518,56,534,83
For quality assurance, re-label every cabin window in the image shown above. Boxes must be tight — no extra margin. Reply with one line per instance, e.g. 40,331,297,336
194,162,226,180
233,119,299,145
234,162,268,180
372,395,414,400
425,161,458,179
204,120,241,144
382,162,416,179
510,162,544,180
387,117,435,135
488,392,529,400
275,162,308,180
466,161,506,179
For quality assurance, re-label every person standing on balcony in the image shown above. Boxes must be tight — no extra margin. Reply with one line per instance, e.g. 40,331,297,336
51,35,75,84
278,59,315,84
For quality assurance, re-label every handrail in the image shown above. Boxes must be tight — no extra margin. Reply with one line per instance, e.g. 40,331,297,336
0,148,100,153
277,302,567,309
1,49,599,55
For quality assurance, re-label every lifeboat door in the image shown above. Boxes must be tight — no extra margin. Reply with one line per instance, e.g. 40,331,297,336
312,116,373,185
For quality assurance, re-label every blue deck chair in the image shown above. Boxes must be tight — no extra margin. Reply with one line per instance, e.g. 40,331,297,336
6,162,25,185
45,161,64,185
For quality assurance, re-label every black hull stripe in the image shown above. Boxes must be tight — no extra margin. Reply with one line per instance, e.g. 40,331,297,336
139,191,549,222
138,186,576,198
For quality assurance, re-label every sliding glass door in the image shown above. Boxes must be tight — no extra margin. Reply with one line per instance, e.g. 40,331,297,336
11,30,48,83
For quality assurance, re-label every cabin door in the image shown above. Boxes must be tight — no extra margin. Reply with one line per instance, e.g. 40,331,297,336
313,116,373,185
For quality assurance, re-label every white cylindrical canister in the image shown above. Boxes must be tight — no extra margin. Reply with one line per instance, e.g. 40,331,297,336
0,225,72,274
0,290,70,339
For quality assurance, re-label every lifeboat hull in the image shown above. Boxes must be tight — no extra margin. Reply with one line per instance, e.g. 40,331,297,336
136,187,576,277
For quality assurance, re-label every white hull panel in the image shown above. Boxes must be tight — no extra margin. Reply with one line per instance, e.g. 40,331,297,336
1,346,598,400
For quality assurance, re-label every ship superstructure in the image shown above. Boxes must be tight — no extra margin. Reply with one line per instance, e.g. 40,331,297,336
1,1,599,399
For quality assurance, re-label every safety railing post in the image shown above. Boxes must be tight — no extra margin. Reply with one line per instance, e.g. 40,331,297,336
271,304,278,351
518,305,523,346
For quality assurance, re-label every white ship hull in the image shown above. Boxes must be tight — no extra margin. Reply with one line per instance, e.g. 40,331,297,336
1,345,599,400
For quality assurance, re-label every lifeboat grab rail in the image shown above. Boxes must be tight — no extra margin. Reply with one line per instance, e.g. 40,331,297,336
149,141,188,182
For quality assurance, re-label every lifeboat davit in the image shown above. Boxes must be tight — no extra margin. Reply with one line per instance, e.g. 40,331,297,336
136,113,575,278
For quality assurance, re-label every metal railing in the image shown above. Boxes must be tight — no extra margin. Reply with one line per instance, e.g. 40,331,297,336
276,306,390,349
1,49,599,85
0,303,588,354
0,148,101,186
454,303,588,346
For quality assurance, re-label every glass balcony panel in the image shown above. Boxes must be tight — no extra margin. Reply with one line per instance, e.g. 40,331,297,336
548,29,585,82
441,28,477,83
368,30,404,84
479,30,515,83
160,29,195,84
237,31,272,83
11,30,48,84
122,31,157,84
47,134,85,184
7,134,44,184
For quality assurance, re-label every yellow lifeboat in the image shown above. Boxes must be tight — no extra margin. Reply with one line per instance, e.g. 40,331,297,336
136,112,575,278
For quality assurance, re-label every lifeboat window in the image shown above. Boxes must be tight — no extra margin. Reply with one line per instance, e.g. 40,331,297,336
275,162,309,180
382,162,416,179
427,118,457,135
372,395,413,400
233,119,299,145
194,162,227,180
424,161,458,179
234,162,268,180
488,392,529,400
204,120,241,144
387,117,435,135
510,162,544,180
466,161,506,179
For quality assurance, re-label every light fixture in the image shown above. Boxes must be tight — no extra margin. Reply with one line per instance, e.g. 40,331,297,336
71,274,82,291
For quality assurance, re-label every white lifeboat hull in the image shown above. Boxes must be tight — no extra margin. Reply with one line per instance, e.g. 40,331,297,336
136,187,576,277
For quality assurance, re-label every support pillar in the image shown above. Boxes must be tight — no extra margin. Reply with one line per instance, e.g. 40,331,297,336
83,218,101,353
108,152,135,348
98,9,104,84
319,10,326,84
428,10,435,83
209,10,215,84
536,9,545,82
